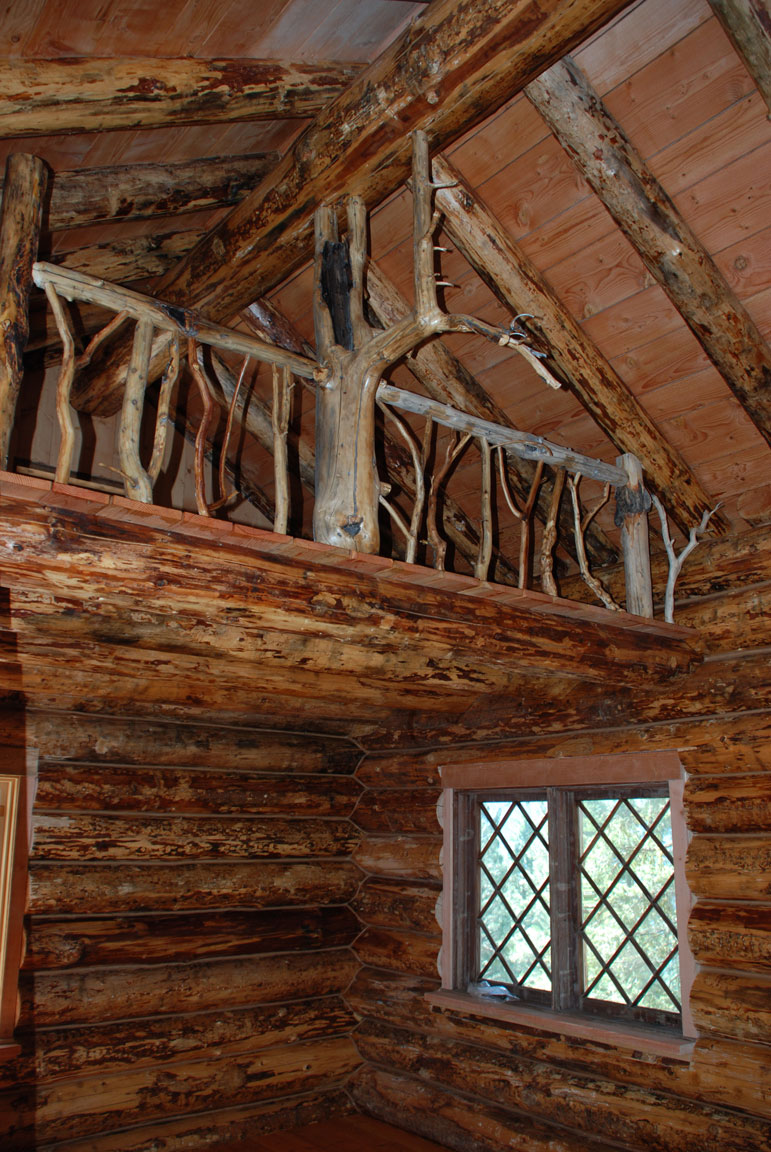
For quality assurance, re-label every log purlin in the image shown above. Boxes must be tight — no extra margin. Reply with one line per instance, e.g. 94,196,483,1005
0,715,364,1148
349,542,771,1146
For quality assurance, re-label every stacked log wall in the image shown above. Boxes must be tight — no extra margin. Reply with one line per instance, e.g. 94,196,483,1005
0,711,364,1150
348,540,771,1150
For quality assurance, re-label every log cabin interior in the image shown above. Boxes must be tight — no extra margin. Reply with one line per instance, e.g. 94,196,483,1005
0,0,769,1148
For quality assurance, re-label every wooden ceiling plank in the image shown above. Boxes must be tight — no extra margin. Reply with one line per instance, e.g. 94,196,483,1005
71,0,637,415
707,0,771,116
525,58,771,451
431,156,725,536
0,58,362,138
13,154,281,232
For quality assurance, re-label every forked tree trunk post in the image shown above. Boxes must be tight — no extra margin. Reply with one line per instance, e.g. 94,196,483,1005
0,153,48,467
616,452,653,618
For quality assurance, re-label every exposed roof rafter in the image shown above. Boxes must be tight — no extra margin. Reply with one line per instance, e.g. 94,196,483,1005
432,156,727,535
70,0,636,416
526,57,771,453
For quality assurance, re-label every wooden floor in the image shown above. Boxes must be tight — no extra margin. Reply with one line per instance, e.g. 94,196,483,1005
238,1115,451,1150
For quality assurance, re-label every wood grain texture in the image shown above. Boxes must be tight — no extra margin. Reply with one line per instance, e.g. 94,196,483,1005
0,153,48,465
0,58,361,137
71,0,635,413
526,58,771,449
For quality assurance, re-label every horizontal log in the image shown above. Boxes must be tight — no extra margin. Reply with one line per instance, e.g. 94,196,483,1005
39,154,279,230
684,773,771,833
19,947,358,1027
688,901,771,971
36,762,361,816
0,58,361,138
672,583,771,654
55,229,203,284
2,994,355,1088
0,507,697,690
28,859,361,915
355,926,440,979
353,788,441,834
23,906,359,969
46,1089,353,1152
353,877,440,934
351,1064,621,1152
353,835,442,881
20,710,360,773
348,967,771,1119
686,835,771,900
354,1019,771,1152
30,812,359,860
689,969,771,1044
0,1034,360,1148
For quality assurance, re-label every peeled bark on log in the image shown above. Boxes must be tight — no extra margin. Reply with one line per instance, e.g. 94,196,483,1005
526,58,771,450
0,153,48,466
0,1034,361,1148
35,153,280,230
2,995,355,1088
71,0,636,414
353,787,441,834
0,59,361,138
18,711,360,773
56,229,204,285
30,812,358,860
353,834,442,880
355,925,440,979
689,969,771,1043
354,1019,771,1152
688,901,771,971
348,966,771,1120
352,877,441,934
35,762,361,817
351,1064,621,1152
23,906,359,970
686,835,771,901
684,772,771,833
19,947,358,1027
29,1089,353,1152
707,0,771,116
28,859,361,915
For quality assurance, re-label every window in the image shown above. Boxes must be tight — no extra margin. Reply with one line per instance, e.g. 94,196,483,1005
434,754,696,1054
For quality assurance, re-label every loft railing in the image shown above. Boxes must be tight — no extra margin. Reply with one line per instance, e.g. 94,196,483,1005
29,257,657,618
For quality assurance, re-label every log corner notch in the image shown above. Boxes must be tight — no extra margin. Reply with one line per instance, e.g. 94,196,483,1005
0,153,48,468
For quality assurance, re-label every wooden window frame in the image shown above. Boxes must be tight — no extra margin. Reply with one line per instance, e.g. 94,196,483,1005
0,747,37,1061
429,752,697,1060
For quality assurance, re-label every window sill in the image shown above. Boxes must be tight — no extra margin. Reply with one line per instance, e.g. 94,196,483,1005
425,990,696,1062
0,1041,21,1064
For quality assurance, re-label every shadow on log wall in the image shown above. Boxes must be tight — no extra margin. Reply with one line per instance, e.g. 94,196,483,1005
0,715,364,1149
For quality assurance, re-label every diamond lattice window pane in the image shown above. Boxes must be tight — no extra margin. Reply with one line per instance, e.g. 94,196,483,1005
578,794,680,1013
477,799,551,993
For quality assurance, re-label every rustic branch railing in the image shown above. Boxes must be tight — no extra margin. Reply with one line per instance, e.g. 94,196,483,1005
30,256,659,616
